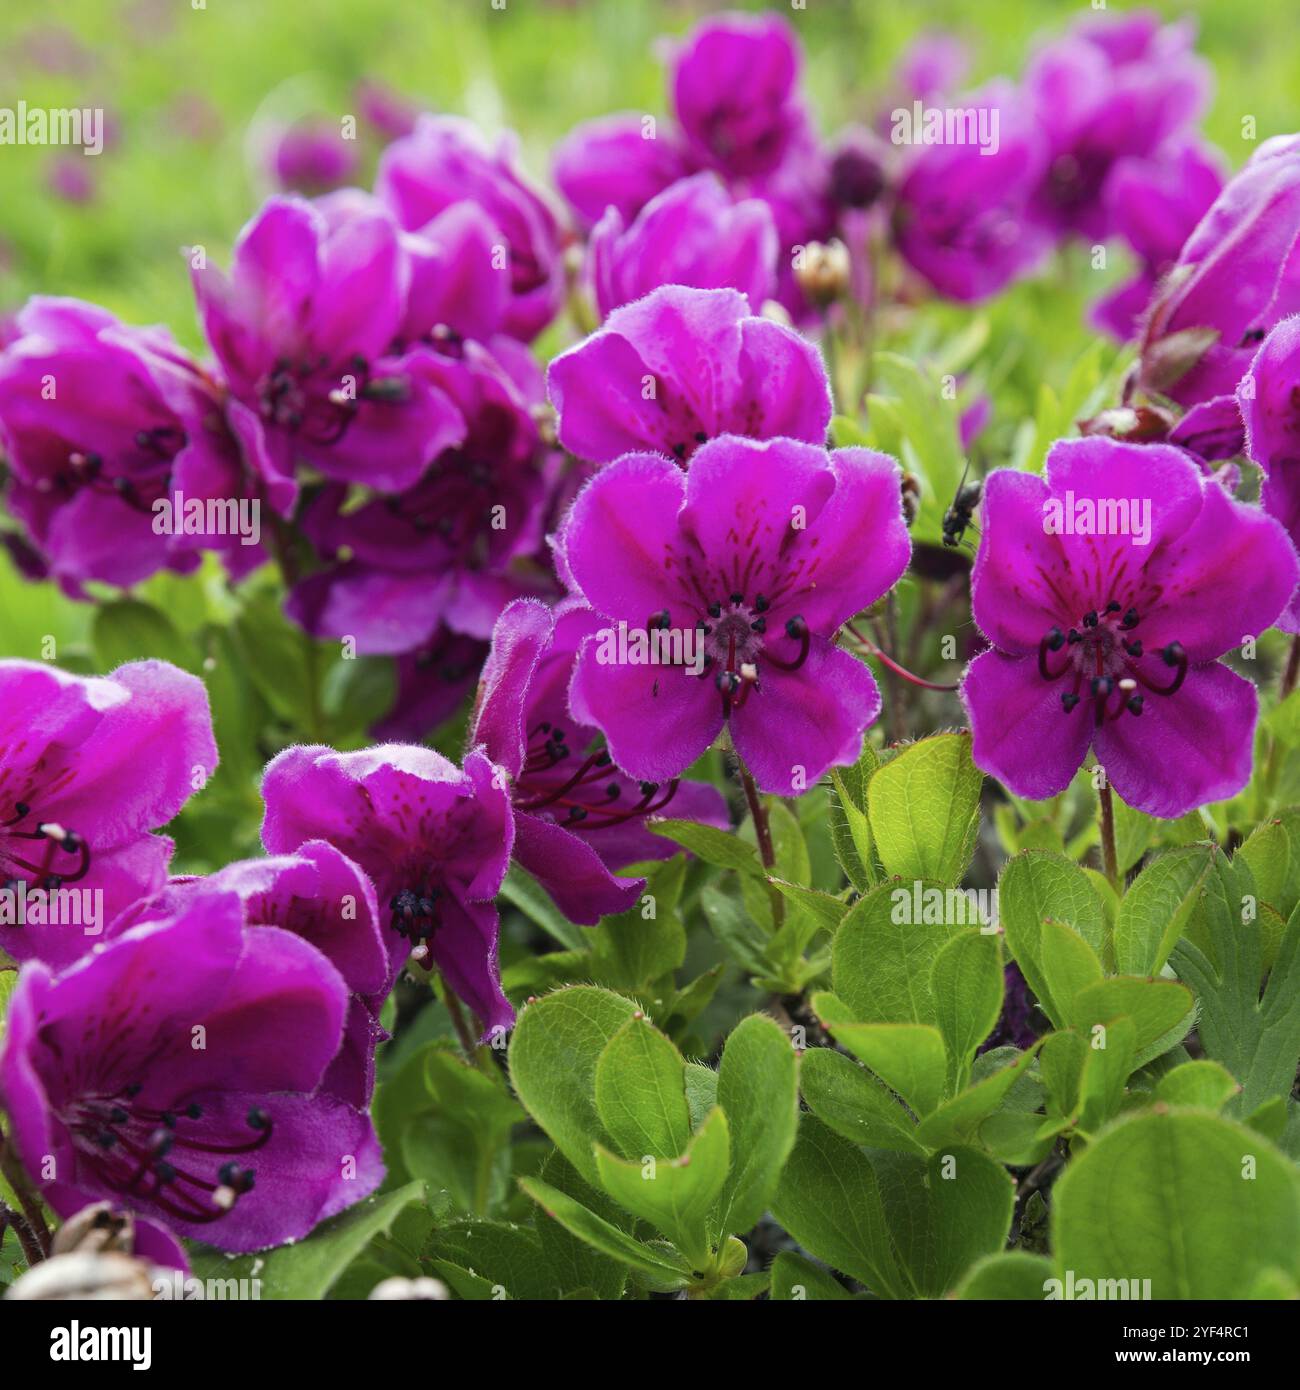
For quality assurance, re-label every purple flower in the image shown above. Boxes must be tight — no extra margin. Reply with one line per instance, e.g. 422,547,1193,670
1139,134,1300,424
469,598,729,922
1240,316,1300,631
375,115,563,342
1025,11,1210,240
556,436,911,796
587,173,779,319
193,195,464,507
1092,140,1224,342
114,842,392,1108
263,119,359,197
548,285,831,469
892,82,1052,303
0,659,217,971
261,745,515,1037
286,338,556,655
670,13,808,182
0,298,259,589
962,438,1299,818
552,113,692,229
0,889,383,1253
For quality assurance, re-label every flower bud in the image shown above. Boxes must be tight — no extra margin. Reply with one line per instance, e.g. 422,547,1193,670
795,239,851,309
5,1251,156,1301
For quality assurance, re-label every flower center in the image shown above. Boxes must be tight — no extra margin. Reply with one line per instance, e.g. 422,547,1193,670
257,354,408,445
698,591,810,717
0,801,92,894
65,1088,268,1227
513,723,679,828
1036,602,1187,726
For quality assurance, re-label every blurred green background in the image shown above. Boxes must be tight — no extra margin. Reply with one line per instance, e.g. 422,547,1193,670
0,0,1291,345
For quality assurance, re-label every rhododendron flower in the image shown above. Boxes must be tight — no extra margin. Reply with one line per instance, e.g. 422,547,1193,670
1092,141,1223,342
548,286,831,469
1240,316,1300,631
0,889,383,1253
469,598,729,922
587,173,779,318
114,841,391,1107
261,745,514,1037
1139,134,1300,436
375,115,563,342
286,338,556,655
0,298,259,589
556,436,911,795
670,12,809,181
0,659,217,970
193,195,464,507
1025,10,1210,240
552,113,691,229
962,438,1299,818
892,82,1051,303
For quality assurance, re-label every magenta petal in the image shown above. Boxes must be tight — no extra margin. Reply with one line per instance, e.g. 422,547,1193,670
730,640,881,796
1139,464,1299,660
41,660,218,842
469,598,555,777
968,470,1063,655
735,316,833,443
513,811,643,924
429,897,514,1040
559,452,686,622
1241,316,1300,471
963,648,1094,801
1095,661,1257,819
553,113,691,227
568,634,723,783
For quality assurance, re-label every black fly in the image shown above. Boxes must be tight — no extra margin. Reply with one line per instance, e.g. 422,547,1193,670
942,460,982,548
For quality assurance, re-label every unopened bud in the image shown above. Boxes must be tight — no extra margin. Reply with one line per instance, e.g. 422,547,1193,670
796,239,852,309
5,1251,156,1301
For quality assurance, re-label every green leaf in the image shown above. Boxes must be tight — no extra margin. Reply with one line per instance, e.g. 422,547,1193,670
956,1250,1055,1300
769,1251,853,1300
188,1182,425,1300
929,929,1003,1089
998,850,1108,1027
770,1114,907,1298
828,749,880,891
1040,918,1105,1027
866,733,982,885
593,1015,691,1161
814,994,948,1117
872,1146,1016,1298
517,1177,690,1290
594,1107,731,1268
800,1046,924,1154
1052,1110,1300,1298
914,1045,1042,1152
508,986,639,1186
1156,1060,1240,1111
425,1220,558,1300
1115,844,1217,975
831,880,958,1025
1077,1016,1137,1134
590,858,686,990
1173,889,1300,1114
648,818,763,878
1072,977,1195,1067
713,1014,800,1238
92,598,195,673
